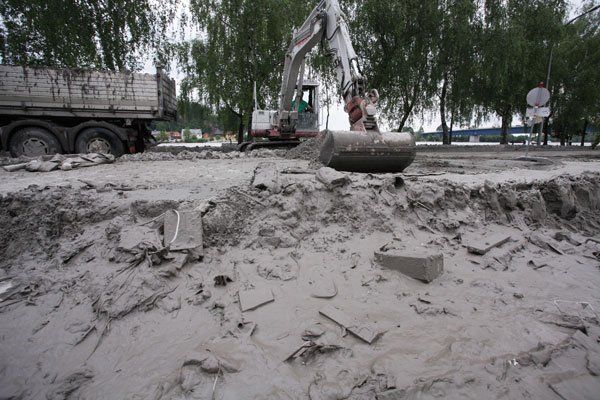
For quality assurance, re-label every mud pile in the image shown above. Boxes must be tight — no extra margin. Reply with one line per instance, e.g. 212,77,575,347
1,167,599,399
286,135,325,162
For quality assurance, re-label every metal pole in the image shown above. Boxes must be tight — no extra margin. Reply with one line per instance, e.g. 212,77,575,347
538,47,554,145
526,120,535,158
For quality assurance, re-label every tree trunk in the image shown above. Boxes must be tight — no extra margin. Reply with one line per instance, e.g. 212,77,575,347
449,110,455,145
440,72,449,145
581,119,588,147
543,117,550,146
237,114,245,144
500,113,510,145
397,113,411,133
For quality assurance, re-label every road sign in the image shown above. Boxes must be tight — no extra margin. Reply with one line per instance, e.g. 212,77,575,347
526,106,551,118
526,87,551,107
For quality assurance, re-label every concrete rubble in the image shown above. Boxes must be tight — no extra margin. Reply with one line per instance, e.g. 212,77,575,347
0,145,600,399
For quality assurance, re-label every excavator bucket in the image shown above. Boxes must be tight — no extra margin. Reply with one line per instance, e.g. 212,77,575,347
319,130,416,173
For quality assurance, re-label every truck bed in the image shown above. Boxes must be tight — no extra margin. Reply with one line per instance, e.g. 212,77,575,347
0,65,177,120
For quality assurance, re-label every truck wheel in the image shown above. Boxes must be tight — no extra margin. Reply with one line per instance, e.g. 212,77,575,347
9,127,62,157
75,128,124,157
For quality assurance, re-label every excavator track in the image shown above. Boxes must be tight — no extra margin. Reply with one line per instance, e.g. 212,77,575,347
238,140,301,152
319,130,416,173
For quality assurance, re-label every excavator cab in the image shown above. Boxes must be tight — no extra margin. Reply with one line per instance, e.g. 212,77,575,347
294,82,320,136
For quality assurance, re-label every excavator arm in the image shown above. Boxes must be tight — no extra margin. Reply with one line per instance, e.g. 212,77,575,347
275,0,416,173
278,0,377,133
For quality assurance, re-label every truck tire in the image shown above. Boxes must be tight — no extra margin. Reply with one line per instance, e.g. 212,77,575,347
9,127,62,157
75,128,125,157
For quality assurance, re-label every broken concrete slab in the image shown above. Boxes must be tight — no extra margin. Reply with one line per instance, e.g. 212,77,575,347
239,287,274,312
319,304,382,344
315,167,350,190
463,232,511,255
163,210,203,255
252,162,280,193
550,375,600,400
374,250,443,283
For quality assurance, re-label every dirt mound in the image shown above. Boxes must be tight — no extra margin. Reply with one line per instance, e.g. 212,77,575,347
0,185,123,262
1,166,600,399
286,134,325,162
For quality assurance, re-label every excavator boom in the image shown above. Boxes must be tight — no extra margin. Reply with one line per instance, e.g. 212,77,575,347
253,0,416,173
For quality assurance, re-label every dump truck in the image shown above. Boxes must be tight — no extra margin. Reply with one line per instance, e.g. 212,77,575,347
0,65,177,157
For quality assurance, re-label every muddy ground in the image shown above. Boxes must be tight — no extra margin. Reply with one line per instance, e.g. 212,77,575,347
1,146,599,399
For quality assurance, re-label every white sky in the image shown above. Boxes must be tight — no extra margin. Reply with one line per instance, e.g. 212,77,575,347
148,0,590,133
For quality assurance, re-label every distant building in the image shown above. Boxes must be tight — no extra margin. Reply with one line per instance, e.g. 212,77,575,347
182,129,203,139
169,131,182,142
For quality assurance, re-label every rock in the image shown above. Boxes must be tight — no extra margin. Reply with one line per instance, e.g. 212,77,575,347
374,250,443,283
315,167,349,190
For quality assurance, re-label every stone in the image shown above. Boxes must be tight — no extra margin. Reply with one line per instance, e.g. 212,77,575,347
315,167,349,190
374,250,443,283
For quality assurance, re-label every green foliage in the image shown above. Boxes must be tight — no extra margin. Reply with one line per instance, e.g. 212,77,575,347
157,130,169,142
476,0,567,143
348,0,440,131
183,128,192,142
177,0,312,141
436,0,480,144
550,2,600,144
0,0,176,70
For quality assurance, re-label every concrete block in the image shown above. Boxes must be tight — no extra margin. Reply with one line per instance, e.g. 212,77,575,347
315,167,349,190
252,162,280,193
374,250,443,283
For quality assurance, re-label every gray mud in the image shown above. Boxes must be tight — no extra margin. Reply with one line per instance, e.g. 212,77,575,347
0,151,599,399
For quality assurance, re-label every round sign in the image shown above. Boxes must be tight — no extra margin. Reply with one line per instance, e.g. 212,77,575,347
526,87,551,107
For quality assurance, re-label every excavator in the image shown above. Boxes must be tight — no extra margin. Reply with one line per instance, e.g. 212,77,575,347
242,0,416,173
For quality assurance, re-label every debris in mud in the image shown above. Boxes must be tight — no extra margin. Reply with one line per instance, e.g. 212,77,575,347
319,304,383,344
463,232,512,255
3,153,114,173
374,249,444,283
284,332,346,362
315,167,350,190
257,263,296,281
527,258,554,270
163,209,203,259
310,278,338,299
46,369,94,400
239,287,274,312
252,162,280,193
550,375,600,400
214,275,233,286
